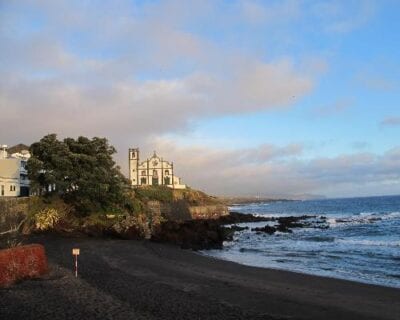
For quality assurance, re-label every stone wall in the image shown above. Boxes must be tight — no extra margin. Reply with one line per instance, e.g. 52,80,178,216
146,200,228,222
0,197,29,233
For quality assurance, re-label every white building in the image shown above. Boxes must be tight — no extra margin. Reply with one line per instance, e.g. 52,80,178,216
129,148,186,189
0,144,30,197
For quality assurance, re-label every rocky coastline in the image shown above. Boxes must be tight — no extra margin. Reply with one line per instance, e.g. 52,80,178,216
150,211,330,250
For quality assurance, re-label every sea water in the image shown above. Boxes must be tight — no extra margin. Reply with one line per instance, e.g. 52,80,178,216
204,195,400,288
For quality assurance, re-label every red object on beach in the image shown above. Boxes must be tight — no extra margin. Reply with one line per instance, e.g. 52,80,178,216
0,244,48,287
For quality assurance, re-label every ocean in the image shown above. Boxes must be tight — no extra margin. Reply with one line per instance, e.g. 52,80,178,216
203,195,400,288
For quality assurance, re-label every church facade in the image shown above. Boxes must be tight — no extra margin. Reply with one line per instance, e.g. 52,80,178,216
129,148,186,189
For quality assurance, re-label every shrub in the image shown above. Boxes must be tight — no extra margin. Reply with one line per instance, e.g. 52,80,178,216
135,186,173,203
0,244,48,287
34,208,62,231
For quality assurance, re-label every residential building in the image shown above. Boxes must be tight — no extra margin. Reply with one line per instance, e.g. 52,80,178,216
0,144,30,197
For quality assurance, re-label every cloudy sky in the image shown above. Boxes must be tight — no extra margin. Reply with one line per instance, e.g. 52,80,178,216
1,0,399,198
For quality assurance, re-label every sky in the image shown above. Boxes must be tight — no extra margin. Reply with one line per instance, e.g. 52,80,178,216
1,0,400,198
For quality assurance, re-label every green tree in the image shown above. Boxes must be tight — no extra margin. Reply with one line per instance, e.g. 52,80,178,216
27,134,131,215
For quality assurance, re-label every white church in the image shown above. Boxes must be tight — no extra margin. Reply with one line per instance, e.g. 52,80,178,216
129,148,186,189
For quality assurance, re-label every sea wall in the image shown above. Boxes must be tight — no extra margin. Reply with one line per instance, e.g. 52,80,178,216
147,200,229,221
0,197,29,233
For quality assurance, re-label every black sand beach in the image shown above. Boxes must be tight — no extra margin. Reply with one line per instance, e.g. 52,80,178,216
1,235,399,320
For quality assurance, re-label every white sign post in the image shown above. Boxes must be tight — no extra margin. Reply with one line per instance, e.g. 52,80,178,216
72,248,80,277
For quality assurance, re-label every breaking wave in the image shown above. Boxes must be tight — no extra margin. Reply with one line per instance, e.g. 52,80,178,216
327,211,400,227
336,239,400,247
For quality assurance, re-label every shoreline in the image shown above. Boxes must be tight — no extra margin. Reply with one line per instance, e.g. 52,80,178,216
199,249,400,290
1,235,399,320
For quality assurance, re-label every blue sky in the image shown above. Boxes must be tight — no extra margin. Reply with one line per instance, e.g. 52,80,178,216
1,0,399,197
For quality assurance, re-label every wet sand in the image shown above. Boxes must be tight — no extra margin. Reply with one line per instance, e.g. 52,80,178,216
1,235,399,320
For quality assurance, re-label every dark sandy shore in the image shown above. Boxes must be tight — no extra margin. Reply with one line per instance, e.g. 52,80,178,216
1,235,399,320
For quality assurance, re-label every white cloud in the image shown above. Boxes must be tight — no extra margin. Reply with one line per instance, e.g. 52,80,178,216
0,0,389,198
142,139,400,197
0,56,314,146
0,0,316,148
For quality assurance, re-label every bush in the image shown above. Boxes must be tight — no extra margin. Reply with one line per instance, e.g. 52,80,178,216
34,208,63,231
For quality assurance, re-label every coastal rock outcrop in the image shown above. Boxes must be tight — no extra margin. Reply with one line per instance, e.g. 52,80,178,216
151,220,234,250
109,215,148,240
252,225,277,234
251,215,329,235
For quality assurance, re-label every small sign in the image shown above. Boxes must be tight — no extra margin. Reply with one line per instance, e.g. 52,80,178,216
72,248,80,278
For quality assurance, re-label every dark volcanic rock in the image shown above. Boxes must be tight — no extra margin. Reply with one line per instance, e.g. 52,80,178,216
249,215,329,235
216,212,274,224
276,224,293,233
228,225,249,232
251,225,276,234
151,220,232,250
81,223,107,238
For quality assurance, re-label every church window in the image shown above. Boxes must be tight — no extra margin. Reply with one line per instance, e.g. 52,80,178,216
141,170,146,175
141,177,146,184
164,177,170,185
165,170,169,175
153,170,158,177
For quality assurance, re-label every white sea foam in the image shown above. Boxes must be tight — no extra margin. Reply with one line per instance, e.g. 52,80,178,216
336,239,400,247
214,197,400,288
327,211,400,227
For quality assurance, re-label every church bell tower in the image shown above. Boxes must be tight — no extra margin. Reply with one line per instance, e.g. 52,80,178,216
129,148,139,186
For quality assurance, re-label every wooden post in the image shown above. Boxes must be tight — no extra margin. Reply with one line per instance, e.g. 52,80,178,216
72,248,80,277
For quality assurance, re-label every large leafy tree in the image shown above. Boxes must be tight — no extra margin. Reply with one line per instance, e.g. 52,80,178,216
27,134,131,214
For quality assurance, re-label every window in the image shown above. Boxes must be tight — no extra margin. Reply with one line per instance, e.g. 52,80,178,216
10,185,16,192
141,177,147,185
153,170,158,177
165,170,169,175
141,170,146,175
164,177,170,185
